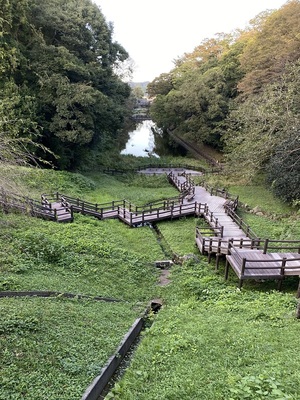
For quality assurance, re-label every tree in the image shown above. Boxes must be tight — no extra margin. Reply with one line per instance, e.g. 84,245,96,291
0,0,132,170
149,34,243,149
238,1,300,96
224,59,300,191
267,135,300,204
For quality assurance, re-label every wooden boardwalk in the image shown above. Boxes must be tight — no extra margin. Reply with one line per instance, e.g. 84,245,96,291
2,168,300,289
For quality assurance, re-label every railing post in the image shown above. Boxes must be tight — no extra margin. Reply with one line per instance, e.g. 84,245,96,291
263,238,269,254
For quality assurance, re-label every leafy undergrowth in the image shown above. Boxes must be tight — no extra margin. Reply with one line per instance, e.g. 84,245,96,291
0,297,141,400
0,213,163,301
228,184,294,216
108,261,300,400
0,166,176,399
236,211,300,240
96,154,209,172
157,217,201,256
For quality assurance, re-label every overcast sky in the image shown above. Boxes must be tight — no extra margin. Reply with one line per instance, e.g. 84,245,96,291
94,0,288,82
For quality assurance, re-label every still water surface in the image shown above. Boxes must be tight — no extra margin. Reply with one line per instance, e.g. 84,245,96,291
120,120,159,157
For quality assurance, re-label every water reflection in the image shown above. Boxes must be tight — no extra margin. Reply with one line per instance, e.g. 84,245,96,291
120,120,159,157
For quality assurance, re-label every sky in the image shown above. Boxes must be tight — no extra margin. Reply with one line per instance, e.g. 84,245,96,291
94,0,288,82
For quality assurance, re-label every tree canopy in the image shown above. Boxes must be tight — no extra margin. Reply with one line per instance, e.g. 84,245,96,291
148,0,300,203
0,0,132,169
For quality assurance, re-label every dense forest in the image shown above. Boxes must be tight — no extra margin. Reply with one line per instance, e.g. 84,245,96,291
1,0,300,203
148,0,300,204
0,0,132,170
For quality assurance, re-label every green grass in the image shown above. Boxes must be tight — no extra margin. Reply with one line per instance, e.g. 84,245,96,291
228,185,294,216
108,262,300,400
0,297,141,400
1,164,300,400
157,217,201,256
0,212,164,301
0,166,175,399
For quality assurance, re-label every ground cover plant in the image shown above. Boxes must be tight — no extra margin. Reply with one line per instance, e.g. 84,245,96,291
0,297,140,400
0,166,175,399
157,217,201,257
107,263,300,400
1,164,300,399
104,174,300,399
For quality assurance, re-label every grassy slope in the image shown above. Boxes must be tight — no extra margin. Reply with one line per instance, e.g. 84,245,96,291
106,177,300,400
0,168,174,399
1,166,300,399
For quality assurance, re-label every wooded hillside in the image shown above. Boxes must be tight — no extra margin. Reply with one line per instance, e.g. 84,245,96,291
149,0,300,204
0,0,132,170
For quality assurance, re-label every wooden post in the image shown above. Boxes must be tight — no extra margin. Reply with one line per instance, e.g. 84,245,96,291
215,238,222,271
225,258,229,280
202,237,206,255
220,225,224,238
297,279,300,299
263,238,269,254
208,238,212,264
237,257,246,288
278,258,286,291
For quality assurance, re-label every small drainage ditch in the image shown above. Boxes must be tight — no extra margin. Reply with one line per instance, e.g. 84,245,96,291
82,300,162,400
82,223,176,400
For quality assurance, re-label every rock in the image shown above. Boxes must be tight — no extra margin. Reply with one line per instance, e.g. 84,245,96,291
252,206,262,214
256,212,264,216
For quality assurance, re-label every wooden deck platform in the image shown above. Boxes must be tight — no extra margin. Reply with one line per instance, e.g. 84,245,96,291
225,247,300,289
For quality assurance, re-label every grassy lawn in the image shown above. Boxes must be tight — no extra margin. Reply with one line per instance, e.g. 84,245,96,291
108,262,300,400
0,167,173,399
0,297,140,400
1,164,300,399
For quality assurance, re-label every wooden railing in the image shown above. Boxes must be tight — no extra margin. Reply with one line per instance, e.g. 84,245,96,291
228,238,300,254
102,163,206,175
200,181,239,207
225,207,256,239
0,188,72,222
225,245,300,289
43,192,208,226
167,171,195,196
